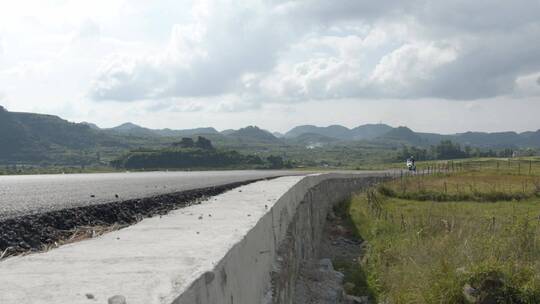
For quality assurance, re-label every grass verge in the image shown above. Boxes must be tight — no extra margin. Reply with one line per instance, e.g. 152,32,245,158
340,164,540,303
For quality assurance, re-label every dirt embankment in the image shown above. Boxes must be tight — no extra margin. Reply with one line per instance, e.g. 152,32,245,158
295,202,371,304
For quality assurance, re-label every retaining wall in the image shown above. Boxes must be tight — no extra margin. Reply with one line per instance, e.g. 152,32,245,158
174,173,387,304
0,173,388,304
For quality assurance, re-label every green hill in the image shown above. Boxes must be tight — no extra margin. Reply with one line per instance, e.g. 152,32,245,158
377,126,425,145
0,106,539,168
0,108,114,163
351,124,393,140
285,124,352,139
105,123,219,138
228,126,279,142
284,123,392,140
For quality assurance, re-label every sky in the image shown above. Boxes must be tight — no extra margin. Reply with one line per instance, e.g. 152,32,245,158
0,0,539,134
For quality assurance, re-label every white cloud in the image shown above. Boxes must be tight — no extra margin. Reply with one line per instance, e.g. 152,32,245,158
369,42,458,97
89,0,292,101
86,0,540,104
514,72,540,97
1,0,540,133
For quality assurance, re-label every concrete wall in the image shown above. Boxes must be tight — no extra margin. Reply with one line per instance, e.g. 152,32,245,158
0,173,388,304
174,173,387,304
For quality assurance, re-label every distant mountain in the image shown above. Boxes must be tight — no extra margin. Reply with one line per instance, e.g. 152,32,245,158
273,132,284,138
285,123,392,140
220,129,236,136
288,132,339,145
157,127,219,137
284,123,540,148
80,122,100,130
229,126,279,142
285,125,352,139
106,123,218,138
1,106,539,165
376,128,540,148
377,126,424,145
350,124,393,140
0,108,114,163
453,131,523,148
521,130,540,145
107,122,157,137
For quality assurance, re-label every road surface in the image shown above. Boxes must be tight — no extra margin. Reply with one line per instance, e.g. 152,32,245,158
0,170,301,220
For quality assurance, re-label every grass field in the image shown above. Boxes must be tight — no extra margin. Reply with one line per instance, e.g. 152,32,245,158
338,158,540,303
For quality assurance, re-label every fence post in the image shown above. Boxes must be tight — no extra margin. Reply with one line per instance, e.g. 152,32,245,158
400,170,403,186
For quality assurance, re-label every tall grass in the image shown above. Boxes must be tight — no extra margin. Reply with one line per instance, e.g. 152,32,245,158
383,170,540,202
344,190,540,303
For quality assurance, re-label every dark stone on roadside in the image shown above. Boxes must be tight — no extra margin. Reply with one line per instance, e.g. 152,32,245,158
345,294,369,304
204,271,215,284
343,282,355,294
463,284,478,303
463,272,508,304
318,258,334,272
108,295,127,304
85,293,95,300
295,259,346,303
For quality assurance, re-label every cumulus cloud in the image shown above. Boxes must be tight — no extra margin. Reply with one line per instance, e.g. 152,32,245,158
80,0,540,104
90,0,291,101
514,72,540,97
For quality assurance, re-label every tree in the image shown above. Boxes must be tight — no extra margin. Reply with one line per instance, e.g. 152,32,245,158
498,149,513,158
196,136,214,150
432,140,467,159
174,137,194,148
397,145,429,161
267,155,284,169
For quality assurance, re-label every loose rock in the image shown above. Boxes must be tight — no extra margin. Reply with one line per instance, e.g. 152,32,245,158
108,295,127,304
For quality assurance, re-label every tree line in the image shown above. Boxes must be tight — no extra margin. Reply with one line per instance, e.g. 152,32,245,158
111,136,292,169
396,140,533,161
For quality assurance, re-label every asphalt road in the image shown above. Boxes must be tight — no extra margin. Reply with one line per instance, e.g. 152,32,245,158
0,170,302,220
